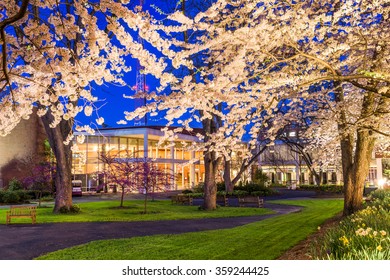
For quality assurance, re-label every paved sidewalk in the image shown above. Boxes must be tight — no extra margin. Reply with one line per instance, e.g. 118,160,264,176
0,203,301,260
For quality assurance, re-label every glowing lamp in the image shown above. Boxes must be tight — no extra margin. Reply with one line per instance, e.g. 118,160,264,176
377,179,386,189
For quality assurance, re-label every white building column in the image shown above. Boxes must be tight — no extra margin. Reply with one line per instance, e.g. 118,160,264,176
182,170,185,189
170,145,176,190
376,157,383,186
143,131,148,158
190,151,195,189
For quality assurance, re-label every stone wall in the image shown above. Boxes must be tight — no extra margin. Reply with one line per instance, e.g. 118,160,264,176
0,114,46,188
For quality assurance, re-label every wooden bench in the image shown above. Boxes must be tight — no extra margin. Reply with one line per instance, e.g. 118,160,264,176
171,194,193,206
217,195,229,207
6,205,37,225
238,196,264,208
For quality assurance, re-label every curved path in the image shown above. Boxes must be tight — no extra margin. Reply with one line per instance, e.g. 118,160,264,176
0,203,301,260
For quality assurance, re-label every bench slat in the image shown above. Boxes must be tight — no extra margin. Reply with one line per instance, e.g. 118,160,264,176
239,196,264,208
216,196,229,207
171,195,193,206
6,206,37,225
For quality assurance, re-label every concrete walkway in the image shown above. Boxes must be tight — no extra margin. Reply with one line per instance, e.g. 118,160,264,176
0,203,301,260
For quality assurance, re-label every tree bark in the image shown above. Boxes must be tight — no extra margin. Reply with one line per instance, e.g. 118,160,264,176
120,186,125,208
200,116,222,210
202,151,219,210
342,130,375,215
40,115,73,213
336,83,377,216
223,159,234,192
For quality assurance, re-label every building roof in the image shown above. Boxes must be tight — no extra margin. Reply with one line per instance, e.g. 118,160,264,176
75,125,203,142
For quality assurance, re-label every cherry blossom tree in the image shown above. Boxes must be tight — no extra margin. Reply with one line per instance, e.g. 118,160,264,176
0,0,168,212
123,0,389,215
2,0,389,215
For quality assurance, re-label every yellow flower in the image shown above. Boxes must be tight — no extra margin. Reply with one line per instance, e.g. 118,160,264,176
339,236,349,246
373,231,378,237
317,226,321,231
377,245,382,251
380,230,387,236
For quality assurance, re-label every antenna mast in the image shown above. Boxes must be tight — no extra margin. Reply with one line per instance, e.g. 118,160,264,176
134,0,147,126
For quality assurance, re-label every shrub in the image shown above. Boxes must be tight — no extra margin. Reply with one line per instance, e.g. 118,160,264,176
368,189,390,211
270,183,286,188
216,191,226,197
2,191,21,204
192,182,204,193
59,204,81,214
187,192,204,198
216,182,225,191
41,195,55,202
233,182,279,196
253,169,269,184
226,190,249,197
181,189,193,194
251,188,280,197
8,178,23,191
26,190,53,200
299,184,343,193
0,190,6,203
369,189,390,201
14,190,32,202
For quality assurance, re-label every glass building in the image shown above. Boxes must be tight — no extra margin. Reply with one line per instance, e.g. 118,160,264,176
72,126,205,192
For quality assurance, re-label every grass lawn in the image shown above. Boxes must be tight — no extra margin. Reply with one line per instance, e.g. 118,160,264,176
37,199,343,260
0,200,272,224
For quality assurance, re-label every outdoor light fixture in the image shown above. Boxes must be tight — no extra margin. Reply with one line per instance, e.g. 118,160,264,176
377,178,387,189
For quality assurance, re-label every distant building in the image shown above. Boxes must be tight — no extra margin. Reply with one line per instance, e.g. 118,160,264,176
72,126,205,191
0,114,46,188
1,117,386,191
256,126,383,187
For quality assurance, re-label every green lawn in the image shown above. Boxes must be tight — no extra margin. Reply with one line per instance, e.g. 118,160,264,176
0,200,272,224
37,199,343,260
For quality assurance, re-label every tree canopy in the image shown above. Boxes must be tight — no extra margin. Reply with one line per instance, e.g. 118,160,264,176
1,0,389,214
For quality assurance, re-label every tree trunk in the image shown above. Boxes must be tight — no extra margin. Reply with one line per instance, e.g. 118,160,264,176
342,130,375,215
143,192,148,214
223,159,234,192
40,115,73,213
120,186,125,208
224,146,267,192
337,92,376,215
314,171,322,187
202,151,219,210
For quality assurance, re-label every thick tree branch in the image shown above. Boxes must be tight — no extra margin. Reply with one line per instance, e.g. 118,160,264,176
0,0,30,101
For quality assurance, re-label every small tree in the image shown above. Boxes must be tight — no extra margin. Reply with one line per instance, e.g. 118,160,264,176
99,151,138,208
134,157,174,214
23,163,55,207
252,169,270,187
100,151,174,212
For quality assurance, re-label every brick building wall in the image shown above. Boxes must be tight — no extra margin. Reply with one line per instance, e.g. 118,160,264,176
0,113,46,188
